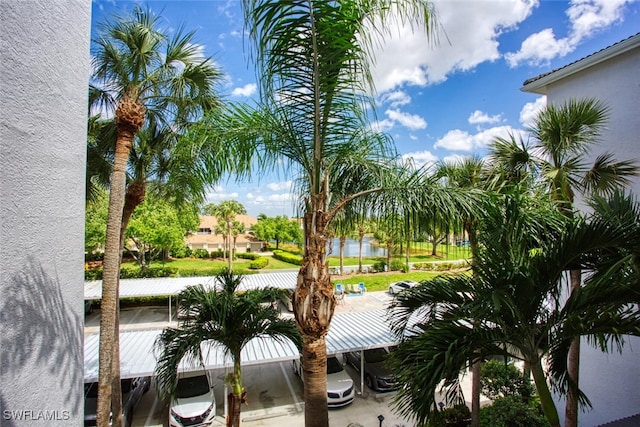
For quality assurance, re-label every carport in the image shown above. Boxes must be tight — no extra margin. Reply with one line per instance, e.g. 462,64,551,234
84,309,399,396
84,271,298,322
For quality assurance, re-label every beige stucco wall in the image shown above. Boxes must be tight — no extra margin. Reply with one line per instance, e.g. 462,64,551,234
0,1,90,425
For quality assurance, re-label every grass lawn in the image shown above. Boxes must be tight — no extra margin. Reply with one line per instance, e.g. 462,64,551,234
330,271,453,292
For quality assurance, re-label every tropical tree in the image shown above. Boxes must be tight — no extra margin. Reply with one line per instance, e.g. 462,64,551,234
154,269,302,427
203,201,248,271
526,98,638,427
90,7,224,425
124,196,199,267
387,192,640,427
252,215,303,249
202,2,451,425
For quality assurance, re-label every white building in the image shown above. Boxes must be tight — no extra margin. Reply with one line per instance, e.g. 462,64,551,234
522,33,640,427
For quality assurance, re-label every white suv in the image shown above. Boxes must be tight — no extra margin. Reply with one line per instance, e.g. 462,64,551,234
169,370,216,427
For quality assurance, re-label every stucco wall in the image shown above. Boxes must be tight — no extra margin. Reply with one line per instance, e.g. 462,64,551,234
0,1,90,425
539,45,640,426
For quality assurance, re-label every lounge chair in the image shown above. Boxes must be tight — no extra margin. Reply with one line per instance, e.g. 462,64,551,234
359,282,367,293
335,284,345,302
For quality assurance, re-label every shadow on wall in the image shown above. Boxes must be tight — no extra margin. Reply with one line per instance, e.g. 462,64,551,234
0,256,83,418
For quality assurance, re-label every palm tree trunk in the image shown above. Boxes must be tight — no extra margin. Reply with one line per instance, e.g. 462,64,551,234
97,129,134,427
470,357,480,427
358,230,364,273
294,208,335,427
531,359,560,427
302,336,329,427
227,221,233,271
111,181,146,427
565,269,582,427
227,359,243,427
339,236,345,274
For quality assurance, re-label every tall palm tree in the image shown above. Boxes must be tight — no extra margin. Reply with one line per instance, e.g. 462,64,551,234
90,7,223,425
195,3,451,425
204,201,248,271
435,156,487,427
154,269,302,427
528,98,639,427
387,192,640,427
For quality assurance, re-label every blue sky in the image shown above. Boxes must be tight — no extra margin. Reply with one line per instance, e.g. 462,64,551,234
91,0,640,217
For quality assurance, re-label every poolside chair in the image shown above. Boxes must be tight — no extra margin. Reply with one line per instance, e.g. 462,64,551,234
335,284,345,302
359,282,367,293
351,283,362,295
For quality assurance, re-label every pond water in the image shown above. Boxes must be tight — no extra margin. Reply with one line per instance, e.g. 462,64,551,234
326,236,387,258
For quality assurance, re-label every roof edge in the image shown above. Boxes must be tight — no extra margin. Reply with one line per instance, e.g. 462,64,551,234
521,33,640,95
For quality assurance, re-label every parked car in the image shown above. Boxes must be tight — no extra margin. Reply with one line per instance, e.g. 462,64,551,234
345,347,399,392
169,370,216,427
84,299,94,315
84,376,151,426
293,355,355,408
388,280,418,295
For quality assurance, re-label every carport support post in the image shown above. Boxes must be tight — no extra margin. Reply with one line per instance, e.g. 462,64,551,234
359,350,364,395
169,294,172,322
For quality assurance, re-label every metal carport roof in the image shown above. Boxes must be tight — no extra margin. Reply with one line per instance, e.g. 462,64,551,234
84,271,299,321
84,271,298,300
84,310,398,382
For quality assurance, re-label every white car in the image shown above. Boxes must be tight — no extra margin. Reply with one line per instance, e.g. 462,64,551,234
169,370,216,427
388,280,419,295
293,356,355,408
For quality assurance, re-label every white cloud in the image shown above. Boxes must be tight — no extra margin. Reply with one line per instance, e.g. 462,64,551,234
379,90,412,107
505,28,573,67
468,110,502,125
506,0,632,67
265,181,293,192
402,150,438,168
519,96,546,127
434,125,518,152
231,83,257,97
385,109,427,130
205,187,240,203
370,118,395,133
371,0,538,92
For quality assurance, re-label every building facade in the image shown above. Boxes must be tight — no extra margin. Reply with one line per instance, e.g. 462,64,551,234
522,33,640,427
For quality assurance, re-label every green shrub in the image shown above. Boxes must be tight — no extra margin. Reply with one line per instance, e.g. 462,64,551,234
480,360,534,401
249,257,269,269
372,259,386,272
237,252,261,260
390,259,405,271
119,266,179,279
479,396,547,427
193,248,210,258
85,269,103,281
426,404,471,427
272,249,303,266
170,246,191,258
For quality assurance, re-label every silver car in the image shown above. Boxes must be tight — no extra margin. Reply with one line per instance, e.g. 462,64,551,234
84,376,151,426
169,370,216,427
388,280,418,295
293,356,355,408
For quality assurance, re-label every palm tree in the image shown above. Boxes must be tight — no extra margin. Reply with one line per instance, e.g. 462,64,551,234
204,201,248,271
194,3,453,425
154,269,302,427
387,192,640,427
528,98,639,427
90,7,223,425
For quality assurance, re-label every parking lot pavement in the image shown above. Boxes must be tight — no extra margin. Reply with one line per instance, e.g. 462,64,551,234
131,361,418,427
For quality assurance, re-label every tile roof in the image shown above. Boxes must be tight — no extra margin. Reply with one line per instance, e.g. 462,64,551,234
596,413,640,427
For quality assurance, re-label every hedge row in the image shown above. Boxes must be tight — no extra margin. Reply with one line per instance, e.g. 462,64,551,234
413,261,467,271
272,249,303,266
248,257,269,269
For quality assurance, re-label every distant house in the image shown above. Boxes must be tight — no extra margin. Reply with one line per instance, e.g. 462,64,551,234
522,33,640,427
186,215,265,254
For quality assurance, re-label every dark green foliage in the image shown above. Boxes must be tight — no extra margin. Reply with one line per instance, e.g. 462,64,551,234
480,360,535,401
426,404,471,427
237,252,262,260
479,397,548,427
271,249,303,266
390,259,405,271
